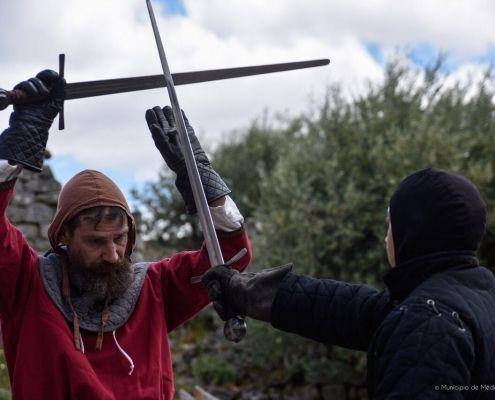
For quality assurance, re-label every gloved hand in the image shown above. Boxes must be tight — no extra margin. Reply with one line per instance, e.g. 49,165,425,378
201,263,293,322
145,106,230,213
0,70,65,172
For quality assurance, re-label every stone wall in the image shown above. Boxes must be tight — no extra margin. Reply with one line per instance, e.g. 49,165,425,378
7,165,61,253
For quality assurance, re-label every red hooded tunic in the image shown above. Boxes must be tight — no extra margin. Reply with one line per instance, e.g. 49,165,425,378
0,179,251,399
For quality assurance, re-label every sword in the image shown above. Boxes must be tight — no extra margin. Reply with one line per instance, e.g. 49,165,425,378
146,0,248,342
0,57,329,129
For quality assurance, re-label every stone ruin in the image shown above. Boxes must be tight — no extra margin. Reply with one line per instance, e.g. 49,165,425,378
7,165,60,253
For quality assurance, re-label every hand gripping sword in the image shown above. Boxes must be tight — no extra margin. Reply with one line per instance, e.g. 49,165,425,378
146,0,247,342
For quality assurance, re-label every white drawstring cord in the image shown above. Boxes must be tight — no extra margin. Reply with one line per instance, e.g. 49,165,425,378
80,334,85,354
112,331,135,375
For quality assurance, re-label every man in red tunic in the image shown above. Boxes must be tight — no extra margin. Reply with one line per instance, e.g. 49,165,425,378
0,70,251,399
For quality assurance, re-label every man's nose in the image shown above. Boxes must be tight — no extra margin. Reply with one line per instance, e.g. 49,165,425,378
102,243,119,264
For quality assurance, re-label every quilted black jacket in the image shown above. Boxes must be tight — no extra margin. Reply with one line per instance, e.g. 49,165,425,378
271,252,495,399
271,168,494,399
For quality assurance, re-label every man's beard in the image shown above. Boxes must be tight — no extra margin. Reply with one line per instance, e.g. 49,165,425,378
67,251,134,306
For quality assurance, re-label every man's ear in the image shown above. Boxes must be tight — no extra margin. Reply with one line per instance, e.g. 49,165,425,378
59,227,71,245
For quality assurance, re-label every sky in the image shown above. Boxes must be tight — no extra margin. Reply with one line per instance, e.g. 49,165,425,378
0,0,494,203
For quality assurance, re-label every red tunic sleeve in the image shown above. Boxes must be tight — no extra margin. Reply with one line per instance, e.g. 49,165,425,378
151,228,252,332
0,180,39,318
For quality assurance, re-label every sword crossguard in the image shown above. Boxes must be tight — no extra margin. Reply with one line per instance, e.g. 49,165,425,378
0,89,26,111
58,53,66,130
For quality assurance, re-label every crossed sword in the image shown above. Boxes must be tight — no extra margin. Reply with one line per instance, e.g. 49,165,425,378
0,0,329,342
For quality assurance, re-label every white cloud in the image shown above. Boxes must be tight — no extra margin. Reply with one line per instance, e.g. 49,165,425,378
0,0,492,190
185,0,495,57
444,63,495,98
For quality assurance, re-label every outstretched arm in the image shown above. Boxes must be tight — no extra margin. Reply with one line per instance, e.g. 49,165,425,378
202,267,391,351
271,273,391,351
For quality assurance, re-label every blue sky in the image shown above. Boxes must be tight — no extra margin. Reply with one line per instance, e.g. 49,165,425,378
160,0,186,16
47,0,186,201
47,155,146,208
1,0,494,204
365,41,493,74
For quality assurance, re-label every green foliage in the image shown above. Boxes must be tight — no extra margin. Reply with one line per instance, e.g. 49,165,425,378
192,353,236,386
233,60,494,397
0,350,10,399
131,168,203,257
172,310,217,344
135,58,495,398
253,60,495,281
213,114,302,218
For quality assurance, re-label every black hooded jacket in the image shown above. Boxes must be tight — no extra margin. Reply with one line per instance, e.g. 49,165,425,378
271,168,495,399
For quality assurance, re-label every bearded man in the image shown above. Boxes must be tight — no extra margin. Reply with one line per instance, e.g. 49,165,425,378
204,167,495,399
0,70,251,399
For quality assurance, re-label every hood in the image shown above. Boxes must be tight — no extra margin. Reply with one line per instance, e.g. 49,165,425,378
389,167,486,265
47,169,136,255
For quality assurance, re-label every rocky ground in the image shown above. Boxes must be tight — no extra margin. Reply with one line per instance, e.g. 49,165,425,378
170,309,351,400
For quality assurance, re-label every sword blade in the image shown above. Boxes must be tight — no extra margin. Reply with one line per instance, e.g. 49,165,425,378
146,0,248,342
65,58,329,100
146,0,224,268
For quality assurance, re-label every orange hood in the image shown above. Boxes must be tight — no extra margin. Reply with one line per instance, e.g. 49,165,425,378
47,170,136,255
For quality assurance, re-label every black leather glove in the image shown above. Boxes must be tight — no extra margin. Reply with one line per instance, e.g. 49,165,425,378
0,70,65,172
145,106,230,214
202,264,293,322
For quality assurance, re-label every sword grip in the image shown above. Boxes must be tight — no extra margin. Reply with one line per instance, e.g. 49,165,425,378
1,54,66,126
0,88,33,111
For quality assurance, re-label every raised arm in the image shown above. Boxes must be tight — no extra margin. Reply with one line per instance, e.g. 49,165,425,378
0,69,64,316
144,105,252,331
145,105,230,214
0,163,38,317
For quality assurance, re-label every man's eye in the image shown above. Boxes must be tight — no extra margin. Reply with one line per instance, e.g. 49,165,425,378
93,239,105,246
115,235,126,243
